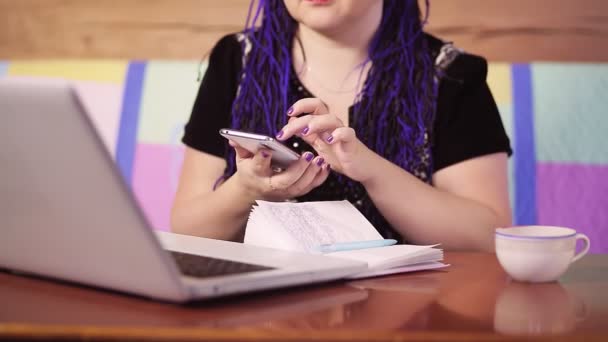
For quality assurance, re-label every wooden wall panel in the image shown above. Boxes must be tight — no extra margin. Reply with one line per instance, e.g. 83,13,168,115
1,0,607,61
0,0,250,60
427,0,608,62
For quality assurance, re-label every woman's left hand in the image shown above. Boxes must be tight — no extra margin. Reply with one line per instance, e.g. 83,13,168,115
276,98,376,183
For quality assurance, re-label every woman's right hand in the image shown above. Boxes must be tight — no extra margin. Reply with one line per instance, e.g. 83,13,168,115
229,140,331,201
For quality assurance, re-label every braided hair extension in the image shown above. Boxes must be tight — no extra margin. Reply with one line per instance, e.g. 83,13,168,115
223,0,437,184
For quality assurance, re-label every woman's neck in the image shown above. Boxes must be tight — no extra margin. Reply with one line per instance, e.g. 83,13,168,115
294,8,382,75
291,7,382,118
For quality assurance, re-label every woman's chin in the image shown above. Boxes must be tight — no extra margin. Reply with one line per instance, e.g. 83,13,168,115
300,18,344,34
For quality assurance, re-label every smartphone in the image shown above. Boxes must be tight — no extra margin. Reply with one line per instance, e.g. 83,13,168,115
219,128,301,168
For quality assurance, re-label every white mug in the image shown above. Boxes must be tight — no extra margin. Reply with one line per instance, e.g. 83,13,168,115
495,226,590,283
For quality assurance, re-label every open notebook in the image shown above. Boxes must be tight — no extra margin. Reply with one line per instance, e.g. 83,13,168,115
244,200,448,279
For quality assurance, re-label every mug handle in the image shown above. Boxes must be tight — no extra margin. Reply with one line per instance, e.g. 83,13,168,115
571,233,591,263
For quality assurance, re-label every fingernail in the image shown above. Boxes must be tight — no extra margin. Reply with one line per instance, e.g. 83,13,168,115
261,151,270,158
304,152,314,162
326,135,333,143
287,106,294,115
316,157,325,166
301,126,309,135
276,130,284,138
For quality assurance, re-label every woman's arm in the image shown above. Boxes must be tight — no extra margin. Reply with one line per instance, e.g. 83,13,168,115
171,146,330,241
278,98,511,252
360,150,511,252
170,148,253,241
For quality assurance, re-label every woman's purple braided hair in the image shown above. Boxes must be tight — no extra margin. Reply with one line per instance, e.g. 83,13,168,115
224,0,436,180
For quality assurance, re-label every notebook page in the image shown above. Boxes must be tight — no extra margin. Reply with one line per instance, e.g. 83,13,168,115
346,261,449,279
251,200,383,252
244,205,303,251
330,244,441,269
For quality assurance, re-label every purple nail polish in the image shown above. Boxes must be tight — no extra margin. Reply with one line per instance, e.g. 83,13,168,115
326,135,333,143
287,106,294,115
301,126,309,135
305,152,314,162
261,151,270,158
276,130,284,138
316,157,325,166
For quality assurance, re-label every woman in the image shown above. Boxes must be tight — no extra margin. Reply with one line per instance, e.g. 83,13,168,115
171,0,512,251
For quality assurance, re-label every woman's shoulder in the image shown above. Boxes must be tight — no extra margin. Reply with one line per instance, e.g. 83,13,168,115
425,33,489,85
211,29,269,54
209,33,242,58
209,30,273,68
204,32,246,79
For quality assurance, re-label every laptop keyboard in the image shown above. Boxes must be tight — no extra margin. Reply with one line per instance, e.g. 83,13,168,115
169,251,275,278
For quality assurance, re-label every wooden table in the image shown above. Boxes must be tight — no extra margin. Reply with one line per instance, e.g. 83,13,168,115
1,252,606,341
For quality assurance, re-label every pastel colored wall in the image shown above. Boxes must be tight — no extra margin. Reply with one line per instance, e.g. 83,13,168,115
1,0,607,252
2,61,606,252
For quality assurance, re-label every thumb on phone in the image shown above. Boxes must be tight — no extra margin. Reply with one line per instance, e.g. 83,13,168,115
251,148,272,174
230,140,254,160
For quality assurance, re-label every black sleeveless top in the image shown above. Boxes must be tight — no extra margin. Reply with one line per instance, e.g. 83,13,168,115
182,33,512,242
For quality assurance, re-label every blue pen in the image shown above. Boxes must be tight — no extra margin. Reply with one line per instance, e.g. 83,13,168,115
315,239,397,253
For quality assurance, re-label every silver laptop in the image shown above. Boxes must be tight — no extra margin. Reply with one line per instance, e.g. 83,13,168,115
0,78,366,303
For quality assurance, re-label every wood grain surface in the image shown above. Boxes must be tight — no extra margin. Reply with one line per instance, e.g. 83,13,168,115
1,0,607,61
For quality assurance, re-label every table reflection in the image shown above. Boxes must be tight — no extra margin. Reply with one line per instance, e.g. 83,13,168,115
0,271,371,328
253,274,442,331
493,280,587,335
2,252,606,341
